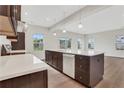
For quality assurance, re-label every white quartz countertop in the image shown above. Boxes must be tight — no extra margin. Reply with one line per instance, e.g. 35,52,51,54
0,54,48,81
47,50,104,56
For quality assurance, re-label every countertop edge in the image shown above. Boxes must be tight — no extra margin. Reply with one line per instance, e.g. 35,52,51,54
0,67,48,82
46,50,104,56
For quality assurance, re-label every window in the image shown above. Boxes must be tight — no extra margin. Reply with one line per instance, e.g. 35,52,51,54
88,39,95,49
116,35,124,50
32,33,44,51
77,39,82,49
59,38,71,49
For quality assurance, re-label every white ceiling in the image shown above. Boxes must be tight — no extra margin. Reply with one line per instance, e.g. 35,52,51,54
62,6,124,34
21,5,85,27
21,5,124,34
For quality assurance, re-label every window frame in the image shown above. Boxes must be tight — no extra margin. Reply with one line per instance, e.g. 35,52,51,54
32,33,44,51
59,37,72,49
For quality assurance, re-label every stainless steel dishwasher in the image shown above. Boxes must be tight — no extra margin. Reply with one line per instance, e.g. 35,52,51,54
63,54,75,79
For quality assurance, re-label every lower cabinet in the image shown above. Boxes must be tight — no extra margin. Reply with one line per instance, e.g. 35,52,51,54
11,32,25,50
75,55,90,86
45,50,63,72
75,54,104,87
0,70,48,88
45,50,104,87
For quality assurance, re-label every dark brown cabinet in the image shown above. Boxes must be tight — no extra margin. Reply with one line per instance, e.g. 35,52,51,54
45,50,104,87
0,5,10,16
75,54,104,87
0,5,21,35
45,50,63,72
45,51,52,65
10,5,21,21
0,5,21,20
11,32,25,50
0,70,48,88
75,55,90,86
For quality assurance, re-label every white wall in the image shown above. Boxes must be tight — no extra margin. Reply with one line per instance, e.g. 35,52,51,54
85,29,124,58
25,25,85,59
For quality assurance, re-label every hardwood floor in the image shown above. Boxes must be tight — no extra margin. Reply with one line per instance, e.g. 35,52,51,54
47,56,124,88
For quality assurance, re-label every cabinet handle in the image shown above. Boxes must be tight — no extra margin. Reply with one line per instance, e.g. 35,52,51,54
80,57,82,60
80,65,82,68
97,59,100,62
79,76,82,79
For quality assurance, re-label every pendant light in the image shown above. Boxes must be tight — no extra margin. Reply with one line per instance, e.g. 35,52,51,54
78,12,83,29
78,23,83,28
62,29,66,33
53,18,57,36
62,11,67,33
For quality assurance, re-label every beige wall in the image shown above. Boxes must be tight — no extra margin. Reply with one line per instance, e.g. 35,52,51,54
25,25,85,59
85,29,124,58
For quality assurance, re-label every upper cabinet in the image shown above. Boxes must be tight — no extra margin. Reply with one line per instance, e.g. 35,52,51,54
0,5,21,37
10,5,21,21
0,5,9,16
0,5,21,21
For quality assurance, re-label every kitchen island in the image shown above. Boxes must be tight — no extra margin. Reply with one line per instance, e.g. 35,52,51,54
45,50,104,87
0,54,48,88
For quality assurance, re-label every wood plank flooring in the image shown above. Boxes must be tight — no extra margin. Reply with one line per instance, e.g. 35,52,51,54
47,56,124,88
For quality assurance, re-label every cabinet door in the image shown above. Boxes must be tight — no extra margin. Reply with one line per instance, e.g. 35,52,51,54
90,54,104,86
75,69,90,86
57,53,63,72
11,32,25,50
75,55,90,72
10,5,21,21
75,55,90,87
52,53,58,68
45,51,52,65
45,51,49,63
0,5,9,16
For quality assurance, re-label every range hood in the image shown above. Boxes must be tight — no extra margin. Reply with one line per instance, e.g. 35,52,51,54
0,15,16,37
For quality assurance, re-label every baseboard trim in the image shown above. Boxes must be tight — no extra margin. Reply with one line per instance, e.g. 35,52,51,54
105,55,124,59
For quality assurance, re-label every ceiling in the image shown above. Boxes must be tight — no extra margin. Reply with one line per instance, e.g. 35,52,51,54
21,5,85,27
61,5,124,34
21,5,124,34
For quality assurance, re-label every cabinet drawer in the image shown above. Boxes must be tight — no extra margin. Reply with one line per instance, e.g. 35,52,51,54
75,55,89,62
75,55,90,72
75,70,89,85
75,64,89,73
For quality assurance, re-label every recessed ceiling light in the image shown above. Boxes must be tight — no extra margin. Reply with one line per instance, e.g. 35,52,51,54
25,12,28,16
78,23,83,29
53,33,57,36
46,17,50,21
62,29,67,33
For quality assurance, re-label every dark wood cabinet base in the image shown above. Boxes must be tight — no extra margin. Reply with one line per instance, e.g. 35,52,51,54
45,50,63,72
0,70,48,88
45,50,104,88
